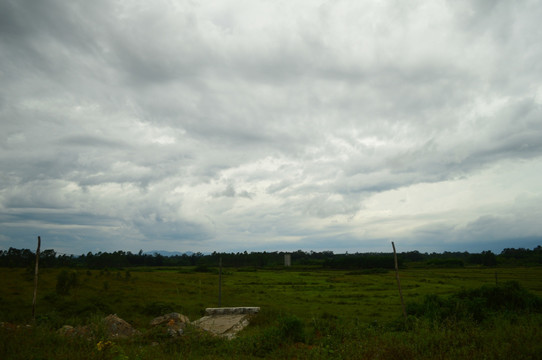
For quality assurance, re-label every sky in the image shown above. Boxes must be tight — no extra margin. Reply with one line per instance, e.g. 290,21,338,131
1,0,542,255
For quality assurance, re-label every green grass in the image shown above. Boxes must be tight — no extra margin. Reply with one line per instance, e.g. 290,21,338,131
1,266,542,359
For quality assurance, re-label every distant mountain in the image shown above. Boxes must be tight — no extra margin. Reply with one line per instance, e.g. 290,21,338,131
144,250,194,257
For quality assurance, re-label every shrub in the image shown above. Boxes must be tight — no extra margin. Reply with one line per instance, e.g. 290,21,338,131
407,281,542,323
455,280,542,314
193,265,208,272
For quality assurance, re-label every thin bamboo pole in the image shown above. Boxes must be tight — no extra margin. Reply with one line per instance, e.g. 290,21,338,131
32,236,41,321
392,241,407,325
218,256,222,307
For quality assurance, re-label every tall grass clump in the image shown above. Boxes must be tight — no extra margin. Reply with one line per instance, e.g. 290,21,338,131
278,315,305,343
56,270,79,295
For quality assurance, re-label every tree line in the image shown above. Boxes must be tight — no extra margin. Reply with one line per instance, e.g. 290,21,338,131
1,246,541,270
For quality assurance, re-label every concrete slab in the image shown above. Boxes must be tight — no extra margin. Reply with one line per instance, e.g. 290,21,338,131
192,307,260,339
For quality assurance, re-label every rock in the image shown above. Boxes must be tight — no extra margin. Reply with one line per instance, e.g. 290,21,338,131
205,307,260,316
0,322,18,331
57,324,92,339
1,322,32,331
149,312,190,326
57,325,75,335
149,312,190,337
103,314,140,338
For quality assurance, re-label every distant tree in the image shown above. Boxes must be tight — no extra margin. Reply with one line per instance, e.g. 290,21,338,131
481,250,497,266
40,249,57,267
402,250,425,262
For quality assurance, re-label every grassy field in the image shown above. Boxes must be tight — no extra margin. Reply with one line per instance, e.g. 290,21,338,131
1,265,542,359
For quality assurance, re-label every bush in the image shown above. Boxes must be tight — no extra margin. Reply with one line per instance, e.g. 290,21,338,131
407,281,542,323
455,280,542,314
193,265,214,273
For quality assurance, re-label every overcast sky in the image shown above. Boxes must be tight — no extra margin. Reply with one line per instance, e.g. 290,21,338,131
1,0,542,255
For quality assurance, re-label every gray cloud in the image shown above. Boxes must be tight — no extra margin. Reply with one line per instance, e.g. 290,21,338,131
1,0,542,254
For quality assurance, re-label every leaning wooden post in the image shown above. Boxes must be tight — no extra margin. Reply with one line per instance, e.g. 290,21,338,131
218,256,222,307
392,241,407,325
32,236,41,321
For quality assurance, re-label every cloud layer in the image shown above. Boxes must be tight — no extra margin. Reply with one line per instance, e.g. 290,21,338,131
1,0,542,254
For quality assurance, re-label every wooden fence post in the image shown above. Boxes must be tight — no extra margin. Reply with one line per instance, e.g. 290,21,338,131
392,241,407,325
32,236,41,321
218,256,222,307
